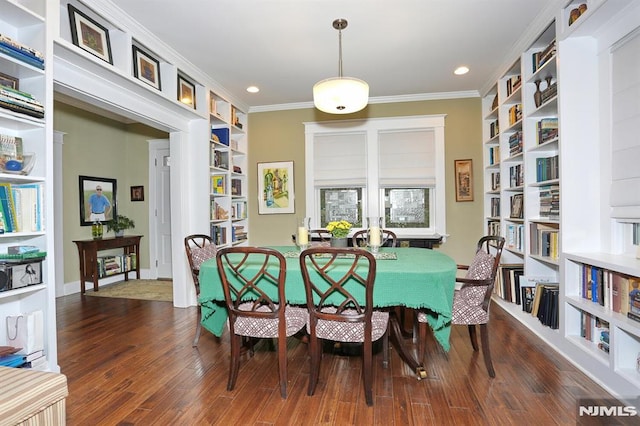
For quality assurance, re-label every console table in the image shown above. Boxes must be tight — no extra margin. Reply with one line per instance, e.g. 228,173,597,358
73,235,142,293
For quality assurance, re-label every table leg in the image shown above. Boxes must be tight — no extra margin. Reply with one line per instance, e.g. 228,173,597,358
389,310,427,380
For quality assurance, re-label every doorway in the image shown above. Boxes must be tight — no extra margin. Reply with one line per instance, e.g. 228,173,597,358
149,139,172,279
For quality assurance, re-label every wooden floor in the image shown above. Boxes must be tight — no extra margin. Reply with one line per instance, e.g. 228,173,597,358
56,293,618,425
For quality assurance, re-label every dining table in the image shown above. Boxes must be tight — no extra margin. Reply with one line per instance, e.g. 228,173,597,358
198,245,457,379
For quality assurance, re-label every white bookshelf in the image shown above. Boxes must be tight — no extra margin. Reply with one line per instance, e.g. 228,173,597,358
484,0,640,401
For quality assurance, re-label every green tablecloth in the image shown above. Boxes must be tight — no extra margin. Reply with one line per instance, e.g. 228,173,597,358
199,246,457,350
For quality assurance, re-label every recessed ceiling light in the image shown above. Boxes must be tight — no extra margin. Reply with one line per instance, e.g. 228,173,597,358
454,66,469,75
246,86,259,93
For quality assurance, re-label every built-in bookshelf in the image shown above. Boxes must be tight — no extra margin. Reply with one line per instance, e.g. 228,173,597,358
209,93,248,247
483,0,640,401
0,0,57,372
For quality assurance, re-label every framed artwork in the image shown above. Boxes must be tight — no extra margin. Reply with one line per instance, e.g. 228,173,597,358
132,45,161,90
0,72,18,90
68,4,113,64
454,159,474,202
257,161,294,214
130,185,144,202
177,75,196,108
79,175,117,226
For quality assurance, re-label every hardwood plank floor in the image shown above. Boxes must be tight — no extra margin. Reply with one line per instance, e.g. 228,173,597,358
56,293,620,425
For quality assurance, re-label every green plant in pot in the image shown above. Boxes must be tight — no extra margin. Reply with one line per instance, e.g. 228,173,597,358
106,214,135,237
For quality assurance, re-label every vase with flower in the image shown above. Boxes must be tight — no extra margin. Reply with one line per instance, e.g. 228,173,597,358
326,220,352,247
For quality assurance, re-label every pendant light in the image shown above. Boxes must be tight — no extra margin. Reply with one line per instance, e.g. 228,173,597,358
313,18,369,114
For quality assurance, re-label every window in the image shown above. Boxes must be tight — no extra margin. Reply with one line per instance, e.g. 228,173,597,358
304,115,446,238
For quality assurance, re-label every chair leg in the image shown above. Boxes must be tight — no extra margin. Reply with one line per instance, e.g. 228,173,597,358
418,321,427,364
382,330,389,368
307,334,321,396
468,324,479,351
228,333,242,391
479,323,495,378
363,339,373,406
192,306,202,347
278,336,288,399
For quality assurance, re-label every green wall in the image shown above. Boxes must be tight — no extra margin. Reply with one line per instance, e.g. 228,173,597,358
54,101,167,284
248,98,484,264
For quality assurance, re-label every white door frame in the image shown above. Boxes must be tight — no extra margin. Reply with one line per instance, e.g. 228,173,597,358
148,139,171,279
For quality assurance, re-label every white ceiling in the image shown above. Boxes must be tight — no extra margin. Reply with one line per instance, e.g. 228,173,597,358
108,0,558,111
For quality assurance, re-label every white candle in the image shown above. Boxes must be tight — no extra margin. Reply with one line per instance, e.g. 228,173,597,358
369,226,381,246
298,227,309,244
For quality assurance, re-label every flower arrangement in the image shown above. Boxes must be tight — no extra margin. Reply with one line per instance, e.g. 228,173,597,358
326,220,352,238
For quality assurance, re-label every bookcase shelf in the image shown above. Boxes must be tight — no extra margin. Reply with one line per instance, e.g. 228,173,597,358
0,0,56,372
483,0,640,401
209,89,248,248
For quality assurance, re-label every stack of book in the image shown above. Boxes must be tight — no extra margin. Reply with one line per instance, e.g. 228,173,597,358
0,86,44,119
537,118,558,144
0,34,44,69
0,347,46,369
532,38,556,72
232,225,247,242
508,131,523,156
506,75,521,96
538,184,560,219
508,103,522,125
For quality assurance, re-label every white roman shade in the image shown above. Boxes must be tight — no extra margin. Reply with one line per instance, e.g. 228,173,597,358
611,28,640,221
313,132,367,186
378,129,435,186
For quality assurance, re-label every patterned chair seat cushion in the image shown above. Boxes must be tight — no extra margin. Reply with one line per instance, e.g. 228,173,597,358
233,303,308,338
190,244,217,270
309,307,389,342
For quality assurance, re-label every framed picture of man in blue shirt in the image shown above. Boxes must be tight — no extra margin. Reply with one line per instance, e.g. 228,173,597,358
79,175,117,226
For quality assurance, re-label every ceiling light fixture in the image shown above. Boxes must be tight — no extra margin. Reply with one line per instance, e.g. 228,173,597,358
246,86,259,93
313,18,369,114
454,66,469,75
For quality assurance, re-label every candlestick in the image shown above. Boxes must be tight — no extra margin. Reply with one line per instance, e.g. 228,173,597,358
298,226,309,245
369,226,381,246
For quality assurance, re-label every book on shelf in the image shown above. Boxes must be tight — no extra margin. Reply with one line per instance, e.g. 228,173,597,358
532,38,556,72
506,75,522,96
628,277,640,323
490,197,500,217
509,164,523,187
508,131,523,156
535,155,559,182
537,118,558,144
495,264,524,304
231,178,242,196
521,284,536,313
490,172,500,191
0,183,18,232
533,283,559,329
508,104,522,125
487,220,500,237
538,184,559,219
529,222,559,259
211,224,226,245
505,223,524,251
210,200,229,220
0,353,25,367
0,34,44,61
489,119,499,138
489,146,500,165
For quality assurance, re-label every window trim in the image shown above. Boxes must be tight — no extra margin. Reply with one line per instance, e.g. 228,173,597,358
304,115,447,239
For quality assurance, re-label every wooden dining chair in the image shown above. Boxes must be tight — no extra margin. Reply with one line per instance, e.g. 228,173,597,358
308,229,332,246
351,229,397,248
299,246,389,406
417,235,505,377
184,234,217,347
216,246,307,399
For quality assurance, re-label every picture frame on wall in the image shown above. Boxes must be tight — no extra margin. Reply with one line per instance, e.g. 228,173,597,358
130,185,144,202
177,74,196,109
0,72,19,90
454,159,474,202
79,175,117,226
68,4,113,64
132,45,161,90
257,161,295,214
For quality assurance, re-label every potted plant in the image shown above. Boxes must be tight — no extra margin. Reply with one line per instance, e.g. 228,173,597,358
106,214,135,237
326,220,352,247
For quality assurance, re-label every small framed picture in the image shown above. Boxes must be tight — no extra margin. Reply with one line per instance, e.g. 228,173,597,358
130,185,144,202
0,72,19,90
510,194,524,219
454,159,474,202
177,75,196,109
132,45,161,90
68,4,113,64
